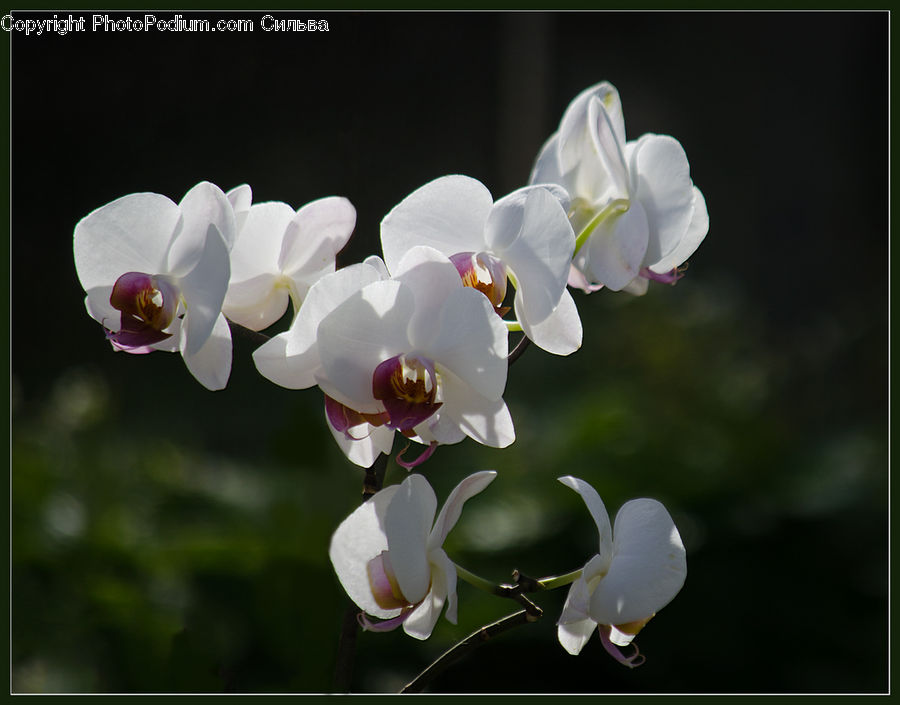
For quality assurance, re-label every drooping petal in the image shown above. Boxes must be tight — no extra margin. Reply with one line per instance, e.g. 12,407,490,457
558,617,598,657
279,196,356,279
384,475,437,606
437,369,515,448
588,498,687,627
629,134,695,267
429,548,459,625
426,287,508,402
558,554,607,626
316,279,413,414
485,186,574,327
390,246,463,351
380,175,494,274
402,580,446,641
74,193,179,293
428,470,497,550
329,484,402,620
178,224,231,357
180,313,232,390
558,476,613,557
252,331,311,389
648,186,709,274
515,287,582,356
584,199,649,292
168,181,237,275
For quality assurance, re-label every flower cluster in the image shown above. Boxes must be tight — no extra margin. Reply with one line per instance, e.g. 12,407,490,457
73,81,704,673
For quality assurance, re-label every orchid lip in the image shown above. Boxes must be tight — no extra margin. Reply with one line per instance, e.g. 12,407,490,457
109,272,181,352
449,251,509,315
372,354,442,432
324,395,389,438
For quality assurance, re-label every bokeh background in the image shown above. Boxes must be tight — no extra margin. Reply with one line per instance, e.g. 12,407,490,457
10,10,888,694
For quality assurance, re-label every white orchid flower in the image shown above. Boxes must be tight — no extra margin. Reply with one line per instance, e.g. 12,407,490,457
252,256,393,467
73,181,237,390
556,476,687,667
531,81,709,295
222,185,357,331
381,175,582,356
315,245,513,468
329,471,496,640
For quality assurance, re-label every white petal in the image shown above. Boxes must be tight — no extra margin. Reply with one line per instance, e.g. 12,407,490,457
222,274,290,331
485,186,574,326
427,288,508,402
168,181,237,275
585,200,649,292
380,175,493,274
74,193,179,292
429,548,458,625
621,277,649,297
402,580,445,641
178,225,231,357
589,499,687,626
529,132,564,187
181,313,232,390
228,201,295,283
649,186,709,274
630,135,695,267
428,471,496,550
316,279,413,414
515,284,582,356
226,184,252,233
325,413,395,468
252,331,316,390
385,475,437,605
438,370,515,448
329,484,401,620
558,618,597,656
285,262,386,358
558,476,613,557
391,246,462,350
413,410,467,446
279,196,356,278
84,288,118,328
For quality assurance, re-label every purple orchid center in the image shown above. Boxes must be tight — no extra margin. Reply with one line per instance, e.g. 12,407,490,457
324,394,390,439
449,251,510,316
372,354,442,434
107,272,180,353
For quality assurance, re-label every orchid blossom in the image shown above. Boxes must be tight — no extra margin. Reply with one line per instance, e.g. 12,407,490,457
381,175,582,356
222,185,357,331
531,81,709,295
329,471,496,640
556,476,687,667
252,257,392,467
308,246,513,468
73,181,237,390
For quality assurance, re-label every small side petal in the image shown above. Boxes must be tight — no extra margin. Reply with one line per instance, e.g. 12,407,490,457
279,196,357,278
178,225,231,357
428,470,497,550
438,370,515,449
648,186,709,274
558,476,613,557
558,617,598,656
585,200,649,292
516,287,582,356
169,181,237,274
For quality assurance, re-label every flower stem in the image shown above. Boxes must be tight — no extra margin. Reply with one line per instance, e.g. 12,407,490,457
400,609,540,694
537,568,582,590
573,198,630,255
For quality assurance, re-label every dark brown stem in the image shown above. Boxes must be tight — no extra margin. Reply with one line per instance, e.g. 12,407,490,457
400,608,542,694
506,333,531,366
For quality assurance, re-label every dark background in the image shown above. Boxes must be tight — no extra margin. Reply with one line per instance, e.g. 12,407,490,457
10,11,888,694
